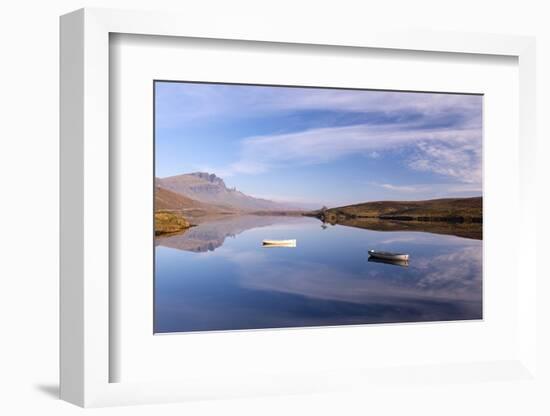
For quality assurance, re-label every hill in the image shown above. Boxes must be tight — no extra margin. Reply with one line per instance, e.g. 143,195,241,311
309,197,482,223
155,185,234,216
155,185,205,210
157,172,292,211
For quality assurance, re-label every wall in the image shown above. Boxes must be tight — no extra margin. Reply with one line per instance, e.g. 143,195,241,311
0,1,548,415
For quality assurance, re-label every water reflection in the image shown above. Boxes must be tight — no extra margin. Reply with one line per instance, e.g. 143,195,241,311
156,215,306,252
367,257,409,267
155,215,482,333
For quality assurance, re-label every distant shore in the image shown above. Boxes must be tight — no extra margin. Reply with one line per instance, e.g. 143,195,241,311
304,197,482,223
154,191,483,240
301,197,482,240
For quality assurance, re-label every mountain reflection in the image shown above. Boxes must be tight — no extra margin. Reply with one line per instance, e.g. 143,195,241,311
154,215,482,332
155,215,304,252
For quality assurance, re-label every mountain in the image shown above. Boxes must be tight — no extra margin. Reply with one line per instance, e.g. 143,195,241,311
155,185,206,210
157,172,292,211
155,185,234,216
309,197,482,223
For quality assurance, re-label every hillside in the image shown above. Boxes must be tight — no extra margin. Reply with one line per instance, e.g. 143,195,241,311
155,185,205,210
309,197,482,223
157,172,292,211
155,185,234,216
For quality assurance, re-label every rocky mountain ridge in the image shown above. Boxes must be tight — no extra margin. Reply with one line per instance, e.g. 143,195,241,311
156,172,293,211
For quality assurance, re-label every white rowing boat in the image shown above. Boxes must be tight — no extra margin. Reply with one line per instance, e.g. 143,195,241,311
262,239,296,247
368,250,409,261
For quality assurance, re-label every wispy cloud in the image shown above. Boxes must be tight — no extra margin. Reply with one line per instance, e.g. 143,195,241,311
226,119,481,184
156,83,481,127
156,82,483,198
408,141,482,184
378,183,419,193
370,182,482,198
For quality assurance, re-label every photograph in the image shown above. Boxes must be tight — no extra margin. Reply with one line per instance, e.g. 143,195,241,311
154,81,483,333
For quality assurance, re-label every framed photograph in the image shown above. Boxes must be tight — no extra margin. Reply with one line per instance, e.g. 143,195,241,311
60,8,539,408
153,81,484,334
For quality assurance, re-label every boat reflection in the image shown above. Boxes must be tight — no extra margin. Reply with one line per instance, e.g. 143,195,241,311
156,215,304,253
368,256,409,268
155,216,483,332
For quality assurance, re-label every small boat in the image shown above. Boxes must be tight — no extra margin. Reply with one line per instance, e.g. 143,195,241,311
368,250,409,261
262,239,296,247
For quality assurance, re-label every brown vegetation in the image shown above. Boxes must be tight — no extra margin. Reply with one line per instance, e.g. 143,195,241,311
329,217,482,240
307,197,482,223
155,185,234,217
154,210,191,236
304,197,483,239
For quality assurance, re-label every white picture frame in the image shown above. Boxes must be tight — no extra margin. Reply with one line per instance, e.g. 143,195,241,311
60,7,538,408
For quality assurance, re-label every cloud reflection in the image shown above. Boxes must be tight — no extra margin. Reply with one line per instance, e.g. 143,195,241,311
155,217,482,332
217,244,482,322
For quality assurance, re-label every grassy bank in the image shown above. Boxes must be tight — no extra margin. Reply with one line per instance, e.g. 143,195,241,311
303,197,483,239
306,197,482,223
155,210,191,236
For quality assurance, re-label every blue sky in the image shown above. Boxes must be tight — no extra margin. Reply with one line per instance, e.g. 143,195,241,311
155,81,482,208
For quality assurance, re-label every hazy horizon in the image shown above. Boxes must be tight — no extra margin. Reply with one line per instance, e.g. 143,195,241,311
155,82,483,207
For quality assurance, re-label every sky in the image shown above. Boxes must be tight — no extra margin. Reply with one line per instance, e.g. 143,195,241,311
155,81,483,208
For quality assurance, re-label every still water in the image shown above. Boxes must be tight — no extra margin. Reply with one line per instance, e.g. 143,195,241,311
154,215,482,333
